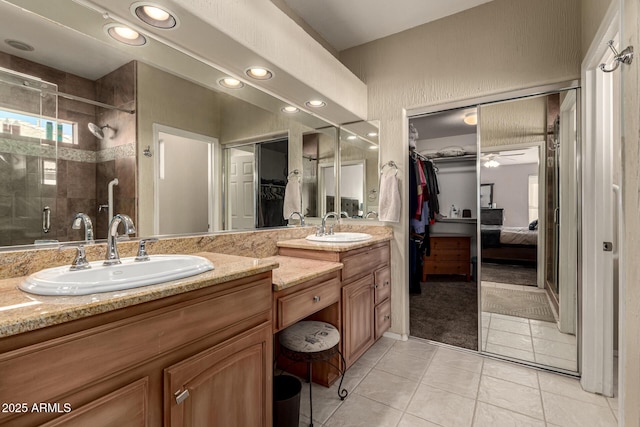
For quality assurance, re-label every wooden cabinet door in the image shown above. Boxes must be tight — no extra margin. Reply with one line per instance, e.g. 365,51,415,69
164,322,272,427
342,276,375,368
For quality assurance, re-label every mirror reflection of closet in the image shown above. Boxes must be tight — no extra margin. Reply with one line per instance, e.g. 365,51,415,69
408,107,479,350
479,89,578,372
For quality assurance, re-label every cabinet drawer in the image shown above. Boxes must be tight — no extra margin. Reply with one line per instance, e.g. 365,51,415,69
431,237,469,250
277,278,340,329
375,299,391,340
423,250,468,263
374,267,391,304
342,244,390,283
423,261,468,275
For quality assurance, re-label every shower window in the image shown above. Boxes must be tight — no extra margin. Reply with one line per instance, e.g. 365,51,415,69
0,110,75,144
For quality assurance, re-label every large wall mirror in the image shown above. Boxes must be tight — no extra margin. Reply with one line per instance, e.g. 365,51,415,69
0,1,382,248
408,85,579,373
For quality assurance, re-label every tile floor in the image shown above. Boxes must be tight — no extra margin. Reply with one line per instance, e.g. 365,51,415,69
292,337,617,427
481,281,577,372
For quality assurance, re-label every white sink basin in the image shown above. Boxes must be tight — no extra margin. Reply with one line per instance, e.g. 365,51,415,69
19,255,215,296
305,232,373,243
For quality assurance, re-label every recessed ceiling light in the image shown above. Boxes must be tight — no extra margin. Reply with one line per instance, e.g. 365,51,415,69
245,67,273,80
346,135,357,140
369,145,379,150
305,100,326,108
218,77,244,89
367,132,378,137
282,106,299,113
463,111,477,125
105,23,147,46
132,2,178,29
4,39,34,52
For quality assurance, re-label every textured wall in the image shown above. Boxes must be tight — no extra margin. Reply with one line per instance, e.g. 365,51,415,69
137,62,221,237
582,0,616,56
339,0,581,336
621,0,640,423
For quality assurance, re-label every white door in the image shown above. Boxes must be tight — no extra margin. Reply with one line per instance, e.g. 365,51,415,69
156,130,218,235
228,154,255,229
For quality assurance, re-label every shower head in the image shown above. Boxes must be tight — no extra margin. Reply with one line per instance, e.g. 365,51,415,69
88,123,115,140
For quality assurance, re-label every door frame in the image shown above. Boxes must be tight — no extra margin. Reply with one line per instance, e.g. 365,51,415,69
580,0,621,399
152,124,221,235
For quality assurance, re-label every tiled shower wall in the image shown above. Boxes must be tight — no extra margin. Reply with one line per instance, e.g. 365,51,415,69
0,53,136,246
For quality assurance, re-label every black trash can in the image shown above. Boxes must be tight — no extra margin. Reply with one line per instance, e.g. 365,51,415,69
471,256,478,282
273,375,302,427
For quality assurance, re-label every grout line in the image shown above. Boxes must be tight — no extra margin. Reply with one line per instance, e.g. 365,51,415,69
470,356,485,426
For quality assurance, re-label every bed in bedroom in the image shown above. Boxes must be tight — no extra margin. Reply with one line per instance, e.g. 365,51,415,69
480,209,538,264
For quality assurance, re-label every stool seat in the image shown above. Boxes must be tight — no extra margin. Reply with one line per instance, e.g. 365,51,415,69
279,321,340,353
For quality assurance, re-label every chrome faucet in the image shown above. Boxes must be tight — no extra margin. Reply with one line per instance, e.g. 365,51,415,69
288,211,305,227
104,214,136,266
72,212,94,243
365,210,378,219
340,211,350,219
319,211,339,236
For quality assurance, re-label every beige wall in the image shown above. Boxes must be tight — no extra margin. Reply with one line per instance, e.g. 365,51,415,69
621,0,640,423
339,0,581,336
582,0,616,56
479,96,547,148
137,62,221,237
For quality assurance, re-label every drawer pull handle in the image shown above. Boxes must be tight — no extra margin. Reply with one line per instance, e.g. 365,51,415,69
175,389,190,405
313,295,321,303
374,284,379,289
384,281,390,287
384,315,390,320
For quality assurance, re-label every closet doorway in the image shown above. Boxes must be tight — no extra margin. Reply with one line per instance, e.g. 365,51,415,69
408,107,479,351
407,83,580,374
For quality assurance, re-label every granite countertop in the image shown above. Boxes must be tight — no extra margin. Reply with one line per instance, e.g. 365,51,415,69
266,255,343,291
276,234,392,252
0,252,278,338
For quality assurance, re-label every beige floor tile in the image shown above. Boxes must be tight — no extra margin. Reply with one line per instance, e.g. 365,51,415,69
375,349,431,380
390,339,439,361
538,371,609,407
299,414,322,427
299,380,346,425
533,353,578,371
429,347,484,374
406,384,476,427
532,337,577,361
489,317,532,336
481,358,539,388
530,323,576,344
354,368,419,410
324,394,403,427
422,363,480,398
491,313,530,324
397,413,442,427
356,336,395,367
487,329,534,352
340,358,374,392
477,376,544,420
485,342,536,362
541,391,617,427
473,401,546,427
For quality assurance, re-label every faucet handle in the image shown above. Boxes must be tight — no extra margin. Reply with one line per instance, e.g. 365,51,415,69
69,245,91,271
135,238,158,262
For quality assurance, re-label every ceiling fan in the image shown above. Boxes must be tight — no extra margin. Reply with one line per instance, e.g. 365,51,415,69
480,152,524,168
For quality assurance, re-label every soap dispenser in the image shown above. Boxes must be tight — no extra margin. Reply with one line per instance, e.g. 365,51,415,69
449,205,459,218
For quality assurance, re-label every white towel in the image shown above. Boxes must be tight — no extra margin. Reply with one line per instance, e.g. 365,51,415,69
283,178,301,219
378,171,400,222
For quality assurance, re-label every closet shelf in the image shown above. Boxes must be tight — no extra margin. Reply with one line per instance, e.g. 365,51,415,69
429,154,477,163
436,218,477,224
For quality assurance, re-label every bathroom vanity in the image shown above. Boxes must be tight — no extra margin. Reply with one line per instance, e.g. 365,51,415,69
0,253,277,427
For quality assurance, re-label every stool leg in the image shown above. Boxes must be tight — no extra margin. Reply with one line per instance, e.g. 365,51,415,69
337,351,348,400
308,361,313,427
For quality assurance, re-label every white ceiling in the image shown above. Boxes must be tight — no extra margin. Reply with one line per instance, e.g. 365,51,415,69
281,0,495,51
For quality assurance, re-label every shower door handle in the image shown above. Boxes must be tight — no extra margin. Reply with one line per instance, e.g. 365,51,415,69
42,206,51,233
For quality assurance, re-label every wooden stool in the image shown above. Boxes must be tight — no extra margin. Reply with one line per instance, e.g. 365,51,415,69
279,321,348,427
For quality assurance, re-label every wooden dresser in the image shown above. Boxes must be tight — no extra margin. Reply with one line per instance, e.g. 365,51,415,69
422,234,471,282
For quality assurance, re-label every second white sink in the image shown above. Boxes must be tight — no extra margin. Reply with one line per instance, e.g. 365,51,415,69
19,254,215,296
306,232,372,243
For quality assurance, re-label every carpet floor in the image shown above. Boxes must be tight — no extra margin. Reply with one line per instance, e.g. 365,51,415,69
481,286,556,322
409,276,478,351
481,262,537,287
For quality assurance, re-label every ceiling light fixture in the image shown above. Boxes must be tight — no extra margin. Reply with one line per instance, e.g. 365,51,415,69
218,77,244,89
4,39,34,52
346,135,357,140
367,132,378,137
105,23,147,46
369,144,379,150
463,112,477,125
132,2,178,29
305,100,326,108
484,159,500,168
281,106,299,113
245,67,273,80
